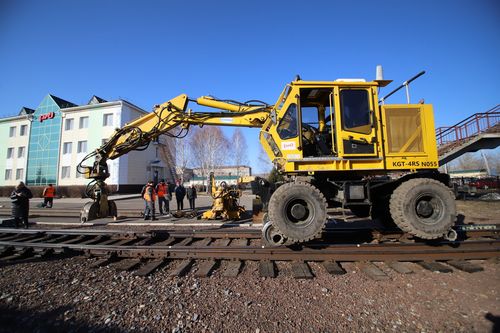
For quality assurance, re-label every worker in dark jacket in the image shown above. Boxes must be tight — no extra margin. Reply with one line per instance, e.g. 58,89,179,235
10,182,33,228
186,185,197,210
143,180,157,221
174,181,186,211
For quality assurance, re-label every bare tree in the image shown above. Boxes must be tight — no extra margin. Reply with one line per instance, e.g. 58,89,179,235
174,129,192,183
483,150,500,175
454,153,483,171
231,128,248,175
190,127,229,185
257,145,273,175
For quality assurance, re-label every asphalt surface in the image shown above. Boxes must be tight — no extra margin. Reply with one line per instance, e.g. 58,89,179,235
0,193,256,227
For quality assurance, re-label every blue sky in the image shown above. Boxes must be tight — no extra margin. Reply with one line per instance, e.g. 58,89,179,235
1,0,499,173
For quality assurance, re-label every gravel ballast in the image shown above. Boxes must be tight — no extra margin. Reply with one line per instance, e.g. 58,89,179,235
0,199,499,332
0,256,499,332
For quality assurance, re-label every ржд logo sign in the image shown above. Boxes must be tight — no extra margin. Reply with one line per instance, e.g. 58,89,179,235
39,112,55,122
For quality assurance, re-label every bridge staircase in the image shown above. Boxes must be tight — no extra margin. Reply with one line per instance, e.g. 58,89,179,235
436,105,500,165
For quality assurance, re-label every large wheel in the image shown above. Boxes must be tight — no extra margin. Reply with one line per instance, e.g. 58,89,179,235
390,178,456,239
268,182,327,243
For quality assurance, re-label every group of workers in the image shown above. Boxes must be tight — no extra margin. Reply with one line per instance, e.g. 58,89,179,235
141,179,197,220
8,179,199,228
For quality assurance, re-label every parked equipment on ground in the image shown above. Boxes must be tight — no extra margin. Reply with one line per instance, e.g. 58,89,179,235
201,172,245,220
79,67,457,245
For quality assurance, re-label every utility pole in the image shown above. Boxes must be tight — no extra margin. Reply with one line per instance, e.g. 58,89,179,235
481,151,491,176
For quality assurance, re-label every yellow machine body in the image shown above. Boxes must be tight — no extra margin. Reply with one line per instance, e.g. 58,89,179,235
80,75,450,242
259,81,439,175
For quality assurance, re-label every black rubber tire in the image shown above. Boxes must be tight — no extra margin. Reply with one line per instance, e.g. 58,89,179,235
108,200,117,218
268,182,327,243
390,178,456,239
349,205,371,218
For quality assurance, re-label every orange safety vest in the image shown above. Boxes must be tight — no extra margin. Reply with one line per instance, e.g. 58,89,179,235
43,187,55,198
143,185,156,202
156,184,167,197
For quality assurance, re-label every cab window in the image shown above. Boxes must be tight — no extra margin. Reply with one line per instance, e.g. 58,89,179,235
277,104,298,139
340,90,371,134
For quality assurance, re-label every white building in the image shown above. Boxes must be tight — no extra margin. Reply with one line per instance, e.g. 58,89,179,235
189,165,252,186
0,108,32,186
0,94,175,190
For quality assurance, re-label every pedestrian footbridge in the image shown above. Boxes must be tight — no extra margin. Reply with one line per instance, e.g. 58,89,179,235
436,105,500,166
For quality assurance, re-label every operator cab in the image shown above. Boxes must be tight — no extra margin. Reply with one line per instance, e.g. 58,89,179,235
267,79,380,169
299,88,335,157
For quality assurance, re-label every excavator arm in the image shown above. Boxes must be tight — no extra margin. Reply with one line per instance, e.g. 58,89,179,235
78,94,272,222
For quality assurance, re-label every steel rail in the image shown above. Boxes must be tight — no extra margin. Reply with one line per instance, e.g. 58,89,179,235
0,238,498,262
0,224,498,239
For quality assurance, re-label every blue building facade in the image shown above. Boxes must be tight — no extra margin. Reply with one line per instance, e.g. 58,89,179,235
26,95,76,186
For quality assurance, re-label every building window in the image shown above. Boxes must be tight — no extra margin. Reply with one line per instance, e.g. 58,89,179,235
5,169,12,180
16,168,23,180
9,126,16,137
18,146,25,158
20,125,28,136
64,118,74,131
77,140,88,153
63,142,72,154
61,166,71,179
79,116,89,129
103,113,113,126
7,148,14,159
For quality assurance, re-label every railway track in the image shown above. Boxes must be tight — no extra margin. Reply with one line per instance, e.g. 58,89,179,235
0,225,499,279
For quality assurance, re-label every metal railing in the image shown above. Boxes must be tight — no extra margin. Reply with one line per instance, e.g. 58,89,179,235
435,104,500,145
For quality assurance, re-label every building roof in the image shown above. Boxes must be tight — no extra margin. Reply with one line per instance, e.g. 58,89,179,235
449,169,487,174
88,95,108,105
192,165,251,170
193,175,240,180
18,107,35,116
49,94,77,109
119,98,148,112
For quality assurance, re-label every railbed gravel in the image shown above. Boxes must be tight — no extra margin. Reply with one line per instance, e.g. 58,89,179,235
1,200,499,332
0,255,499,332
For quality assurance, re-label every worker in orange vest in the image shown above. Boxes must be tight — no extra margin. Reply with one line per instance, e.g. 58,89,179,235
143,180,157,220
155,179,170,216
42,184,56,208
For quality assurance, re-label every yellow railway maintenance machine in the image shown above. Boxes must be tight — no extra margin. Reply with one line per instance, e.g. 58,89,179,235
79,68,457,245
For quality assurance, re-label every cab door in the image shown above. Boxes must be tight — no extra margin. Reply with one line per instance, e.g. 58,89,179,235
334,86,379,158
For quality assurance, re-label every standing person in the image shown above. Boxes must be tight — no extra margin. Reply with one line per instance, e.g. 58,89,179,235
155,179,170,216
143,180,157,221
42,183,55,208
186,184,197,210
140,182,147,216
10,182,33,229
174,181,186,211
